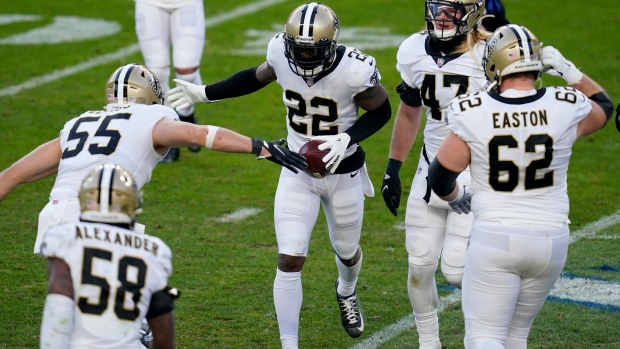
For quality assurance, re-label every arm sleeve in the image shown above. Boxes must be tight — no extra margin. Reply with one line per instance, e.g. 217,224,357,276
345,97,391,145
203,66,269,100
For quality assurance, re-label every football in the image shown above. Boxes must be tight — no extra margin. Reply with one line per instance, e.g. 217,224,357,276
299,140,329,179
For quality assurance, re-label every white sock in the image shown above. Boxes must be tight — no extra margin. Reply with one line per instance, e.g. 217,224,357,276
335,248,362,296
273,269,302,349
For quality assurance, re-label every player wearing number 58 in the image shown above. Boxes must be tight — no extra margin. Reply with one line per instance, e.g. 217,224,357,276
165,3,391,347
0,63,307,255
40,163,178,349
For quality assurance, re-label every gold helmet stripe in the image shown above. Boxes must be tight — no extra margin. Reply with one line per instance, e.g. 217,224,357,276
299,2,319,38
506,24,533,62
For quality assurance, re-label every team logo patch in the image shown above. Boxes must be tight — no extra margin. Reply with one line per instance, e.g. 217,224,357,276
369,68,380,86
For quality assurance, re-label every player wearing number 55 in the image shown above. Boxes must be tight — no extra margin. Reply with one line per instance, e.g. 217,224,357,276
165,3,391,347
0,63,306,255
428,25,612,348
40,163,178,349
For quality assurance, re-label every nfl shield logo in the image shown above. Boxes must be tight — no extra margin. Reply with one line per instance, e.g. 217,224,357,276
436,58,445,68
305,78,314,87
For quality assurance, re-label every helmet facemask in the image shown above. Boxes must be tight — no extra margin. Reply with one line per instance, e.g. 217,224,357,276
284,2,340,78
425,0,484,41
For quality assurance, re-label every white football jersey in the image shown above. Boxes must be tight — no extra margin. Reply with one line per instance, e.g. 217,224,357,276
266,33,381,155
396,33,487,161
40,221,172,349
446,87,593,226
51,104,178,198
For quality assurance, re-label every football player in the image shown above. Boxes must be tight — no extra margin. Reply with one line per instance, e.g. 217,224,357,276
379,0,489,347
135,0,206,162
165,3,391,347
428,25,613,348
40,164,178,349
0,63,307,255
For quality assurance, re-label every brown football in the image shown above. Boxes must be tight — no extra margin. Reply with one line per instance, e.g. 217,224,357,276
299,140,329,179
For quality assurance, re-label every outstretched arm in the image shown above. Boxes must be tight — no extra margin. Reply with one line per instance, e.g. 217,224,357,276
0,138,61,202
152,120,306,173
166,62,276,111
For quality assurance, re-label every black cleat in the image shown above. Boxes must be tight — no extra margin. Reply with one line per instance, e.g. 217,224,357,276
179,113,201,153
160,148,180,163
335,280,364,338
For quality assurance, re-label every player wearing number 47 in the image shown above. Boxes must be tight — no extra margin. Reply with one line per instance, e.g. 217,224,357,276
428,25,613,348
0,63,307,255
165,3,391,347
40,163,178,349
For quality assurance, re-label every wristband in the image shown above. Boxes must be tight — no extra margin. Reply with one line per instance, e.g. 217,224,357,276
204,125,219,149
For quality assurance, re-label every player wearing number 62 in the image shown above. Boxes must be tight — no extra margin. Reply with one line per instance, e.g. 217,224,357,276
0,63,307,254
428,24,613,348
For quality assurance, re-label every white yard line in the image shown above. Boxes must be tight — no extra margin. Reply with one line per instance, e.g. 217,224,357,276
0,0,290,97
350,211,620,349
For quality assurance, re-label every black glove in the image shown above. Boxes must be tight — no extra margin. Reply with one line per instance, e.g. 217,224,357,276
252,138,308,174
381,158,402,216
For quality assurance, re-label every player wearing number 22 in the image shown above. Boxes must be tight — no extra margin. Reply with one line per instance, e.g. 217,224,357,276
429,25,613,348
165,3,391,348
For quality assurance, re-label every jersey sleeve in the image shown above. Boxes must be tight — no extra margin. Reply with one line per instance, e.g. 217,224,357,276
266,33,286,68
343,48,381,95
569,89,593,124
39,223,75,258
396,33,423,87
444,97,474,142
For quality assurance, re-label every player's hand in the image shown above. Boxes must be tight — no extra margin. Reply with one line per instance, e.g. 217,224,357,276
448,185,472,214
256,138,307,174
381,158,402,216
541,46,583,85
311,133,351,174
166,79,217,111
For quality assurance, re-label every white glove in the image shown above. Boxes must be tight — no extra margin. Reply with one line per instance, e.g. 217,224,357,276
165,79,217,111
541,46,583,85
448,185,472,214
311,133,351,174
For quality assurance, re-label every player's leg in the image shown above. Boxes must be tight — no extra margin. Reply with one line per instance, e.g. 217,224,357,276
273,169,320,349
504,227,569,349
170,1,205,152
322,172,365,338
404,156,449,349
462,224,520,349
135,3,178,162
440,209,473,288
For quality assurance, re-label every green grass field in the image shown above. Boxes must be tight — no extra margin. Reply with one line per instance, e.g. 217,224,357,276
1,0,619,348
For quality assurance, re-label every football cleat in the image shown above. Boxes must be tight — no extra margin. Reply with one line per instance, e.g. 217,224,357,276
160,148,180,163
335,280,364,338
178,113,201,153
